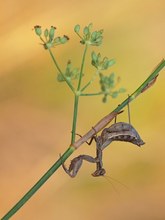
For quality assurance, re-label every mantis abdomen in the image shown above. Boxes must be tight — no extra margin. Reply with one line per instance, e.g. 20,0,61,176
100,122,145,149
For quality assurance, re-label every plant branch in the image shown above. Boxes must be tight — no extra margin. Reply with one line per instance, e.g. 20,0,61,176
80,70,99,92
77,44,88,90
70,44,89,144
48,49,75,93
2,59,165,220
71,95,79,144
81,92,103,96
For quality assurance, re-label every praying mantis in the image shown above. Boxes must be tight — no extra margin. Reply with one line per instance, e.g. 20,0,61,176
61,101,145,178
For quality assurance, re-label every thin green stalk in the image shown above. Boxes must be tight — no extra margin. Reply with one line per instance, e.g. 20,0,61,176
1,59,165,220
39,36,46,44
77,44,88,90
71,44,89,143
71,95,79,144
48,49,62,73
81,92,103,96
75,32,84,40
48,49,75,93
80,70,99,92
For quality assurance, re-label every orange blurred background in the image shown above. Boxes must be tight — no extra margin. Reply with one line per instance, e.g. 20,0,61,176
1,0,165,219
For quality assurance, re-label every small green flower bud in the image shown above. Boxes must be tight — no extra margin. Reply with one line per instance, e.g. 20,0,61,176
91,31,97,41
44,42,52,49
44,29,49,38
60,35,69,44
107,59,115,67
49,26,56,41
64,35,69,40
119,88,126,93
83,26,89,35
74,24,80,33
54,37,61,44
97,53,101,63
102,95,107,103
88,23,93,31
91,51,97,63
34,25,42,36
103,60,110,70
109,72,115,81
57,73,65,82
80,40,85,44
111,91,118,98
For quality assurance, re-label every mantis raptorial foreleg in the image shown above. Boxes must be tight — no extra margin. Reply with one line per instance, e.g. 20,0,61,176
61,154,100,178
61,133,105,177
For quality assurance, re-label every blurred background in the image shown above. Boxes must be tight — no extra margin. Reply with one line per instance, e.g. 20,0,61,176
0,0,165,219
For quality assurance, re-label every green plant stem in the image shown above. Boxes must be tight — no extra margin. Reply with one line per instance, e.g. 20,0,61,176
71,44,88,144
39,36,46,44
77,44,88,90
80,70,99,92
1,59,165,220
48,49,75,93
81,92,103,96
71,94,79,144
74,32,84,41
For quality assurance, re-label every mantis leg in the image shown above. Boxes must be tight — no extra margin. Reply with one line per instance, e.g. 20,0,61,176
127,95,131,124
61,133,99,178
85,133,106,176
92,139,106,177
75,133,96,145
61,154,99,178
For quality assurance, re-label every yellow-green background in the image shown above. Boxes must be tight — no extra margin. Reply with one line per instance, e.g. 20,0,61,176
1,0,165,219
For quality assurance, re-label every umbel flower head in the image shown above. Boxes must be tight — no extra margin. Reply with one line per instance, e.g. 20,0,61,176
74,23,103,46
34,25,69,49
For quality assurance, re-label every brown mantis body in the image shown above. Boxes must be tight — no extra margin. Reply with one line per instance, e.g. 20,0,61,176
62,102,145,178
96,122,145,150
91,122,145,177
